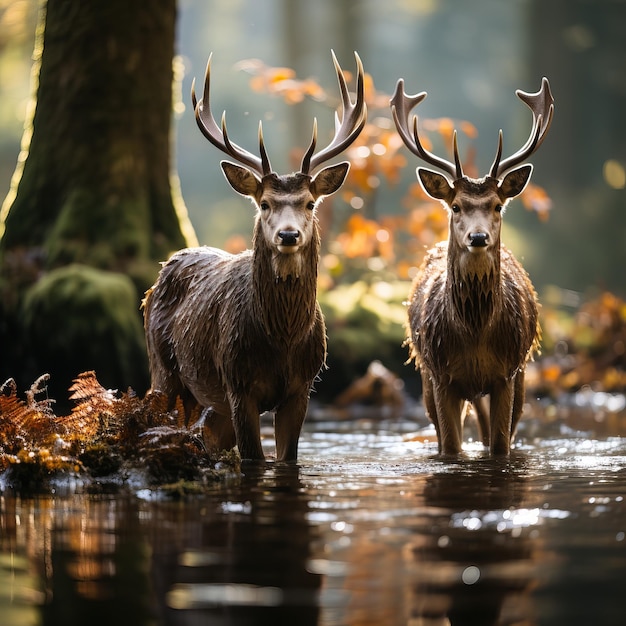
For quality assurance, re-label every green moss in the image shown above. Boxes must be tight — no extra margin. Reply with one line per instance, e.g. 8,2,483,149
21,264,149,400
44,188,152,269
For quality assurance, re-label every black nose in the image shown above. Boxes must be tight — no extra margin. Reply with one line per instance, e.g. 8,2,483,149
469,232,488,247
278,230,300,246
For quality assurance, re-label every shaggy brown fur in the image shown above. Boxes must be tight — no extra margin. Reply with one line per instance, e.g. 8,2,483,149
145,51,365,462
392,75,553,455
406,173,540,455
144,167,347,462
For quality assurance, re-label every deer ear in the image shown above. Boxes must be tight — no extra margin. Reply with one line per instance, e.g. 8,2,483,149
221,161,262,197
417,168,454,201
499,164,533,199
310,162,350,198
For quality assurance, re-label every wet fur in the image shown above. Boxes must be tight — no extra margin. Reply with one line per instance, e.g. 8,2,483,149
407,174,540,455
143,201,326,462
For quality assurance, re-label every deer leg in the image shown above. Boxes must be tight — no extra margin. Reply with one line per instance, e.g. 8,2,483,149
433,384,464,455
489,378,515,455
421,371,442,452
202,409,237,453
274,390,309,462
510,370,526,443
229,394,264,461
472,394,490,447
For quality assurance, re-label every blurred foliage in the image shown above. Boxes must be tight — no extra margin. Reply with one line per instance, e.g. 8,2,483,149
529,290,626,395
0,371,240,492
317,279,409,400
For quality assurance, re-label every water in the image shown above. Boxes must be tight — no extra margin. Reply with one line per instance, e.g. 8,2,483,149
1,414,626,626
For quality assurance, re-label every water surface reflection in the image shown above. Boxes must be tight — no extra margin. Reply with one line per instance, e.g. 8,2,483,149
154,463,321,625
409,460,536,625
1,423,625,626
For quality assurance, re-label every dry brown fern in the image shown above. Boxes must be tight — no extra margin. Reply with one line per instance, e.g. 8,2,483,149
0,374,60,450
59,370,116,442
0,378,22,452
1,371,240,490
0,375,76,482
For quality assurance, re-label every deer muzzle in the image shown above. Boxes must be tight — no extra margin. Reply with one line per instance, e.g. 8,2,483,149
278,229,300,251
469,232,489,248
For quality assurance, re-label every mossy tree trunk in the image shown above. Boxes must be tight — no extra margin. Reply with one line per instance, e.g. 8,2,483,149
1,0,193,276
0,0,195,403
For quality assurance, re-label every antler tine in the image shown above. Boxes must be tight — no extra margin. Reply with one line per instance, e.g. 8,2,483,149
300,118,318,177
451,130,463,179
489,77,554,179
301,50,368,176
192,53,271,177
257,121,272,176
391,79,462,179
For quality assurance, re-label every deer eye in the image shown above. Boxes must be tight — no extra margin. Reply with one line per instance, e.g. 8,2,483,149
307,201,315,211
260,201,270,211
495,204,503,213
451,204,461,214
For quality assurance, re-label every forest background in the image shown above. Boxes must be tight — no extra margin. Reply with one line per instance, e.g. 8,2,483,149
0,0,624,408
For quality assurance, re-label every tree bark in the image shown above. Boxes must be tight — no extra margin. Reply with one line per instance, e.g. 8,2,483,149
0,0,193,279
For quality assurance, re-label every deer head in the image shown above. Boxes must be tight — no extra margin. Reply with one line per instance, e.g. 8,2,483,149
192,51,367,278
391,78,554,264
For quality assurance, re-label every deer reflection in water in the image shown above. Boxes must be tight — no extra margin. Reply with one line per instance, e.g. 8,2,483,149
404,457,538,625
2,442,623,625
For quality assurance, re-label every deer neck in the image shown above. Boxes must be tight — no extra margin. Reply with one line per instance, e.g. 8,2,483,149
252,223,320,340
446,241,501,331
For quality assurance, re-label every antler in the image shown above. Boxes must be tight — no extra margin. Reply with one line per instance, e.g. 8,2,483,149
192,53,272,178
488,77,554,178
300,50,368,176
390,79,463,180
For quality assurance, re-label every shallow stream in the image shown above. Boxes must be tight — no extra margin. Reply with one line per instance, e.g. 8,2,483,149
1,411,625,625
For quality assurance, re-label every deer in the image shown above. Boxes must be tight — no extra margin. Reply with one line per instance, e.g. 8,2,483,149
143,51,366,462
391,77,554,455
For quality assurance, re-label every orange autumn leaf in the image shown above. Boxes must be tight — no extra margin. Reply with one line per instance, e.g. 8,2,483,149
542,363,562,383
267,67,296,84
346,213,378,235
281,85,306,104
301,78,326,101
520,182,553,220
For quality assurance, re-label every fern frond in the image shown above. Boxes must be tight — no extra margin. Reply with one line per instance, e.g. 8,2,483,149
60,371,116,441
0,375,60,446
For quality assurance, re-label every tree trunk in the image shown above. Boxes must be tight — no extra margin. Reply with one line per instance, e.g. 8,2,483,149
1,0,194,275
0,0,195,403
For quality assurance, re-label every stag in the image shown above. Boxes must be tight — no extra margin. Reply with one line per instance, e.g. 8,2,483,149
144,51,366,461
391,77,554,455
